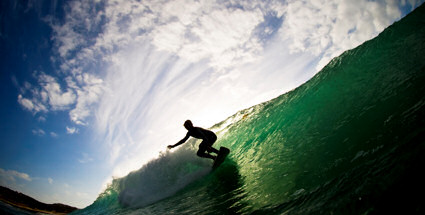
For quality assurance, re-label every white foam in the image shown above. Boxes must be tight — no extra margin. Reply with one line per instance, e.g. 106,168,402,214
116,142,211,208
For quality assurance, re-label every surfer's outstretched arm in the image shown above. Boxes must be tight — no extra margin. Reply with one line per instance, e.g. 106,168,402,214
168,133,190,149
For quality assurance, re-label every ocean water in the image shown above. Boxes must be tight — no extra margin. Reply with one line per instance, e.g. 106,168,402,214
73,4,425,215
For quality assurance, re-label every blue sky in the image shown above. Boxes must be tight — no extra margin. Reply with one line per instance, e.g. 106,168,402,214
0,0,423,208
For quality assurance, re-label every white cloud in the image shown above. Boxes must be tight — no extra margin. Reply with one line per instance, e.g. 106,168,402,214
17,2,105,126
18,94,48,113
150,3,264,70
32,128,46,136
78,153,94,163
17,72,76,115
0,168,32,185
279,0,405,70
50,132,58,137
49,1,96,59
18,70,102,125
66,126,79,134
18,94,35,111
38,73,76,110
48,177,53,184
69,73,104,125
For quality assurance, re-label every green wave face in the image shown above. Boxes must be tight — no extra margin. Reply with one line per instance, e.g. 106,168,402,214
74,4,425,215
211,5,425,213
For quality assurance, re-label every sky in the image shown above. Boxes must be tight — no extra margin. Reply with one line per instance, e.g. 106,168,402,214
0,0,423,208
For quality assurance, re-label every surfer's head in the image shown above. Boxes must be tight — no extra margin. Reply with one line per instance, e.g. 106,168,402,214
184,120,193,130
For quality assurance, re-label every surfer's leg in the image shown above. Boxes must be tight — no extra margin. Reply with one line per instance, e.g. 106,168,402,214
207,135,219,154
197,150,216,160
198,141,217,160
207,146,219,154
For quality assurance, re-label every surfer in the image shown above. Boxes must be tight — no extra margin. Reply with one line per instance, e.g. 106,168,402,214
168,120,219,160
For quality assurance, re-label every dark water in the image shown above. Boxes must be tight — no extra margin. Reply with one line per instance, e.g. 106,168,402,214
73,4,425,215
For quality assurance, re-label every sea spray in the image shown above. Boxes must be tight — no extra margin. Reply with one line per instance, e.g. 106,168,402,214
75,140,211,215
117,141,211,208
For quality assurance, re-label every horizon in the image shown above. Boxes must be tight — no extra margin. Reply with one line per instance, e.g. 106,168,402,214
1,0,424,208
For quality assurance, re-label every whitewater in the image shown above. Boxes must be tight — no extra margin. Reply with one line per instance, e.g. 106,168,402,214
73,4,425,215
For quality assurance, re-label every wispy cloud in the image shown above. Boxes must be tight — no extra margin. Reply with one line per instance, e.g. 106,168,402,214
150,4,264,70
38,73,76,110
68,73,104,125
32,128,46,136
0,168,32,185
48,177,53,184
66,126,78,134
18,94,47,113
279,0,406,70
17,72,76,115
78,153,94,163
0,169,34,199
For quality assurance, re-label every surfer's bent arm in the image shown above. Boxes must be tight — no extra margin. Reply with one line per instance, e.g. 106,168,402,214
168,133,190,149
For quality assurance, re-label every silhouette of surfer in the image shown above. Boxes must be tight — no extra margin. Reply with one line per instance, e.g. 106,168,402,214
167,120,219,160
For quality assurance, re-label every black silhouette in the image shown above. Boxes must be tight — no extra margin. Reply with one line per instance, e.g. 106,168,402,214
168,120,219,160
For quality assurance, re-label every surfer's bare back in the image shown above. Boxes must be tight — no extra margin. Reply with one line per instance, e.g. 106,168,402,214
167,120,219,160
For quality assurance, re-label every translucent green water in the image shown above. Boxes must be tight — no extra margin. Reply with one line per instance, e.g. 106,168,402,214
74,4,425,215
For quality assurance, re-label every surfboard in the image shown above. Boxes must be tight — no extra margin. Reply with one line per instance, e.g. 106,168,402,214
212,147,230,169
